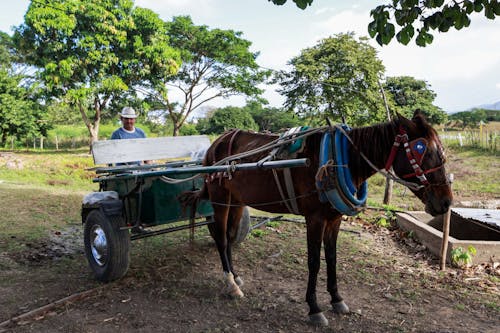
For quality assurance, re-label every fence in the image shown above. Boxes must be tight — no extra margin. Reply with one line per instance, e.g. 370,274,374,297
440,129,498,153
4,135,93,150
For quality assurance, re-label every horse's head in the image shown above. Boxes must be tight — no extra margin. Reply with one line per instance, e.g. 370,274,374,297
390,110,453,216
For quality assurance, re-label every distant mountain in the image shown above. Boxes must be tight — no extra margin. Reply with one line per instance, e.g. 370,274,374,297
475,101,500,110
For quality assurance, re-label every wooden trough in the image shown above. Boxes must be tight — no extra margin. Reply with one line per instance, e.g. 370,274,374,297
396,208,500,264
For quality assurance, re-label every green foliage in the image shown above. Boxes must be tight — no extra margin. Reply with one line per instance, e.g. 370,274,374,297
142,15,270,136
375,205,397,228
245,101,302,132
276,33,386,126
449,109,499,129
196,106,258,134
179,123,199,136
369,0,499,47
269,0,499,47
13,0,181,144
384,76,447,124
269,0,313,9
0,68,50,146
250,229,267,238
0,31,18,66
451,246,477,268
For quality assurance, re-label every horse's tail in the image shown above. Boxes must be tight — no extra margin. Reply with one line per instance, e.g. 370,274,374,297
178,180,209,217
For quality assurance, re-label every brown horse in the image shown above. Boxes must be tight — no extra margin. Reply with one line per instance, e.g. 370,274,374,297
181,110,452,326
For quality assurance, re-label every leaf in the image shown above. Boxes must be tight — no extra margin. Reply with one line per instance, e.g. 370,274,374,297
415,32,426,47
293,0,313,9
367,20,378,38
474,0,484,13
484,5,495,19
382,23,396,44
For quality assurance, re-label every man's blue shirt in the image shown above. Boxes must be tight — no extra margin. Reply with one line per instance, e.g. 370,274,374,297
110,127,146,140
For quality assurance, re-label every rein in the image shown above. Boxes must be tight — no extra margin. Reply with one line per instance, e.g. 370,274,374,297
334,125,424,191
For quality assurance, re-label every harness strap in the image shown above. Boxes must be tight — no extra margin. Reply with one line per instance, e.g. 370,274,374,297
402,165,444,180
384,127,407,171
283,168,300,214
272,169,295,214
402,139,429,185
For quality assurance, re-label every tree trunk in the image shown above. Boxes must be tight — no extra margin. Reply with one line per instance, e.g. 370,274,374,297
77,101,101,152
172,121,180,137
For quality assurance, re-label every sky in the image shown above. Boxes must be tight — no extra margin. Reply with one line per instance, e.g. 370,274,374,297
1,0,499,113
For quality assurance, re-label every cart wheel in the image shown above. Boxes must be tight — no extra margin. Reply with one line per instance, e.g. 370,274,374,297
84,209,130,282
208,207,251,244
231,206,251,244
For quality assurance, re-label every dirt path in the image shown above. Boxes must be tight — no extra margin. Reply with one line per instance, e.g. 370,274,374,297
1,217,498,333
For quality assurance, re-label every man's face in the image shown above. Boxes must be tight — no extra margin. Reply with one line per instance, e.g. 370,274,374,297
121,117,136,131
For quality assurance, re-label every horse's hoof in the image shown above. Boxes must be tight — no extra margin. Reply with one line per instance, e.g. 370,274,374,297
228,286,244,298
234,276,244,287
332,300,349,314
309,312,329,326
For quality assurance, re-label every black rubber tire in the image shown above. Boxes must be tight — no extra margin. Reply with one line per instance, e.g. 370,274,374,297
84,209,130,282
230,206,251,244
208,206,251,245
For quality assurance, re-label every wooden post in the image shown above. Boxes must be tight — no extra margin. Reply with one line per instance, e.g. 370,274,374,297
439,209,451,270
439,173,454,270
378,79,394,205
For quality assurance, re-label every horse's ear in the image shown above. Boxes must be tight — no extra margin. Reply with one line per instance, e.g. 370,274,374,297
396,112,413,131
411,109,430,135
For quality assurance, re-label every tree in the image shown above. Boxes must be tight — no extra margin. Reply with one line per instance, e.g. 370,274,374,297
245,101,301,132
449,108,489,129
0,68,49,146
14,0,180,145
0,32,17,66
383,76,447,124
196,106,258,134
276,33,386,126
141,16,270,136
269,0,499,46
0,32,48,146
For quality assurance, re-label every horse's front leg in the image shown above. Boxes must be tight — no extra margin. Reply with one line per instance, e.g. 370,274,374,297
324,217,349,314
305,215,329,326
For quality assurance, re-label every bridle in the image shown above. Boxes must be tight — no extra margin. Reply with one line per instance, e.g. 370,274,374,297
384,126,446,187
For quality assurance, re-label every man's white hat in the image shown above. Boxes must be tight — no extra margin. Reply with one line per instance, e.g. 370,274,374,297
119,107,138,119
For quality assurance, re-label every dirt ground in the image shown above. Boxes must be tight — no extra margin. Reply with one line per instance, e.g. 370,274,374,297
0,150,498,333
0,210,498,333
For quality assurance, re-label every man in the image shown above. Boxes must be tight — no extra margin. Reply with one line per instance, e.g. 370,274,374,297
111,107,151,165
111,106,147,140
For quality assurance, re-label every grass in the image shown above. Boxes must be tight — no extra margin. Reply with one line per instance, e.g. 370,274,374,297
0,144,497,255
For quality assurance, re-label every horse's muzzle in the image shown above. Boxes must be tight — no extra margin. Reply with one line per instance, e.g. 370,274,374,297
425,194,452,216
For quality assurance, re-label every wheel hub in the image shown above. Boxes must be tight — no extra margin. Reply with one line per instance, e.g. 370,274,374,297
90,225,107,266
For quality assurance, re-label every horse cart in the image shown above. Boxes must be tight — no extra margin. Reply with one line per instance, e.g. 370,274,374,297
81,135,308,282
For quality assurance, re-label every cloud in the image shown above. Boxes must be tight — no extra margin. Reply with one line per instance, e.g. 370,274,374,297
496,83,500,90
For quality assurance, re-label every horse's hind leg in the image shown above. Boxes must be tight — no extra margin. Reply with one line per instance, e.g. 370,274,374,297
324,217,349,314
305,214,329,326
227,205,245,287
208,187,244,298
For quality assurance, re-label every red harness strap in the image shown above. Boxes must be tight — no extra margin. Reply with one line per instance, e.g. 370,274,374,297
401,138,429,185
384,126,444,187
384,127,407,171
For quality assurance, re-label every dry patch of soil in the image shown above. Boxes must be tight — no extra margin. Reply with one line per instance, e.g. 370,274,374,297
1,216,498,333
